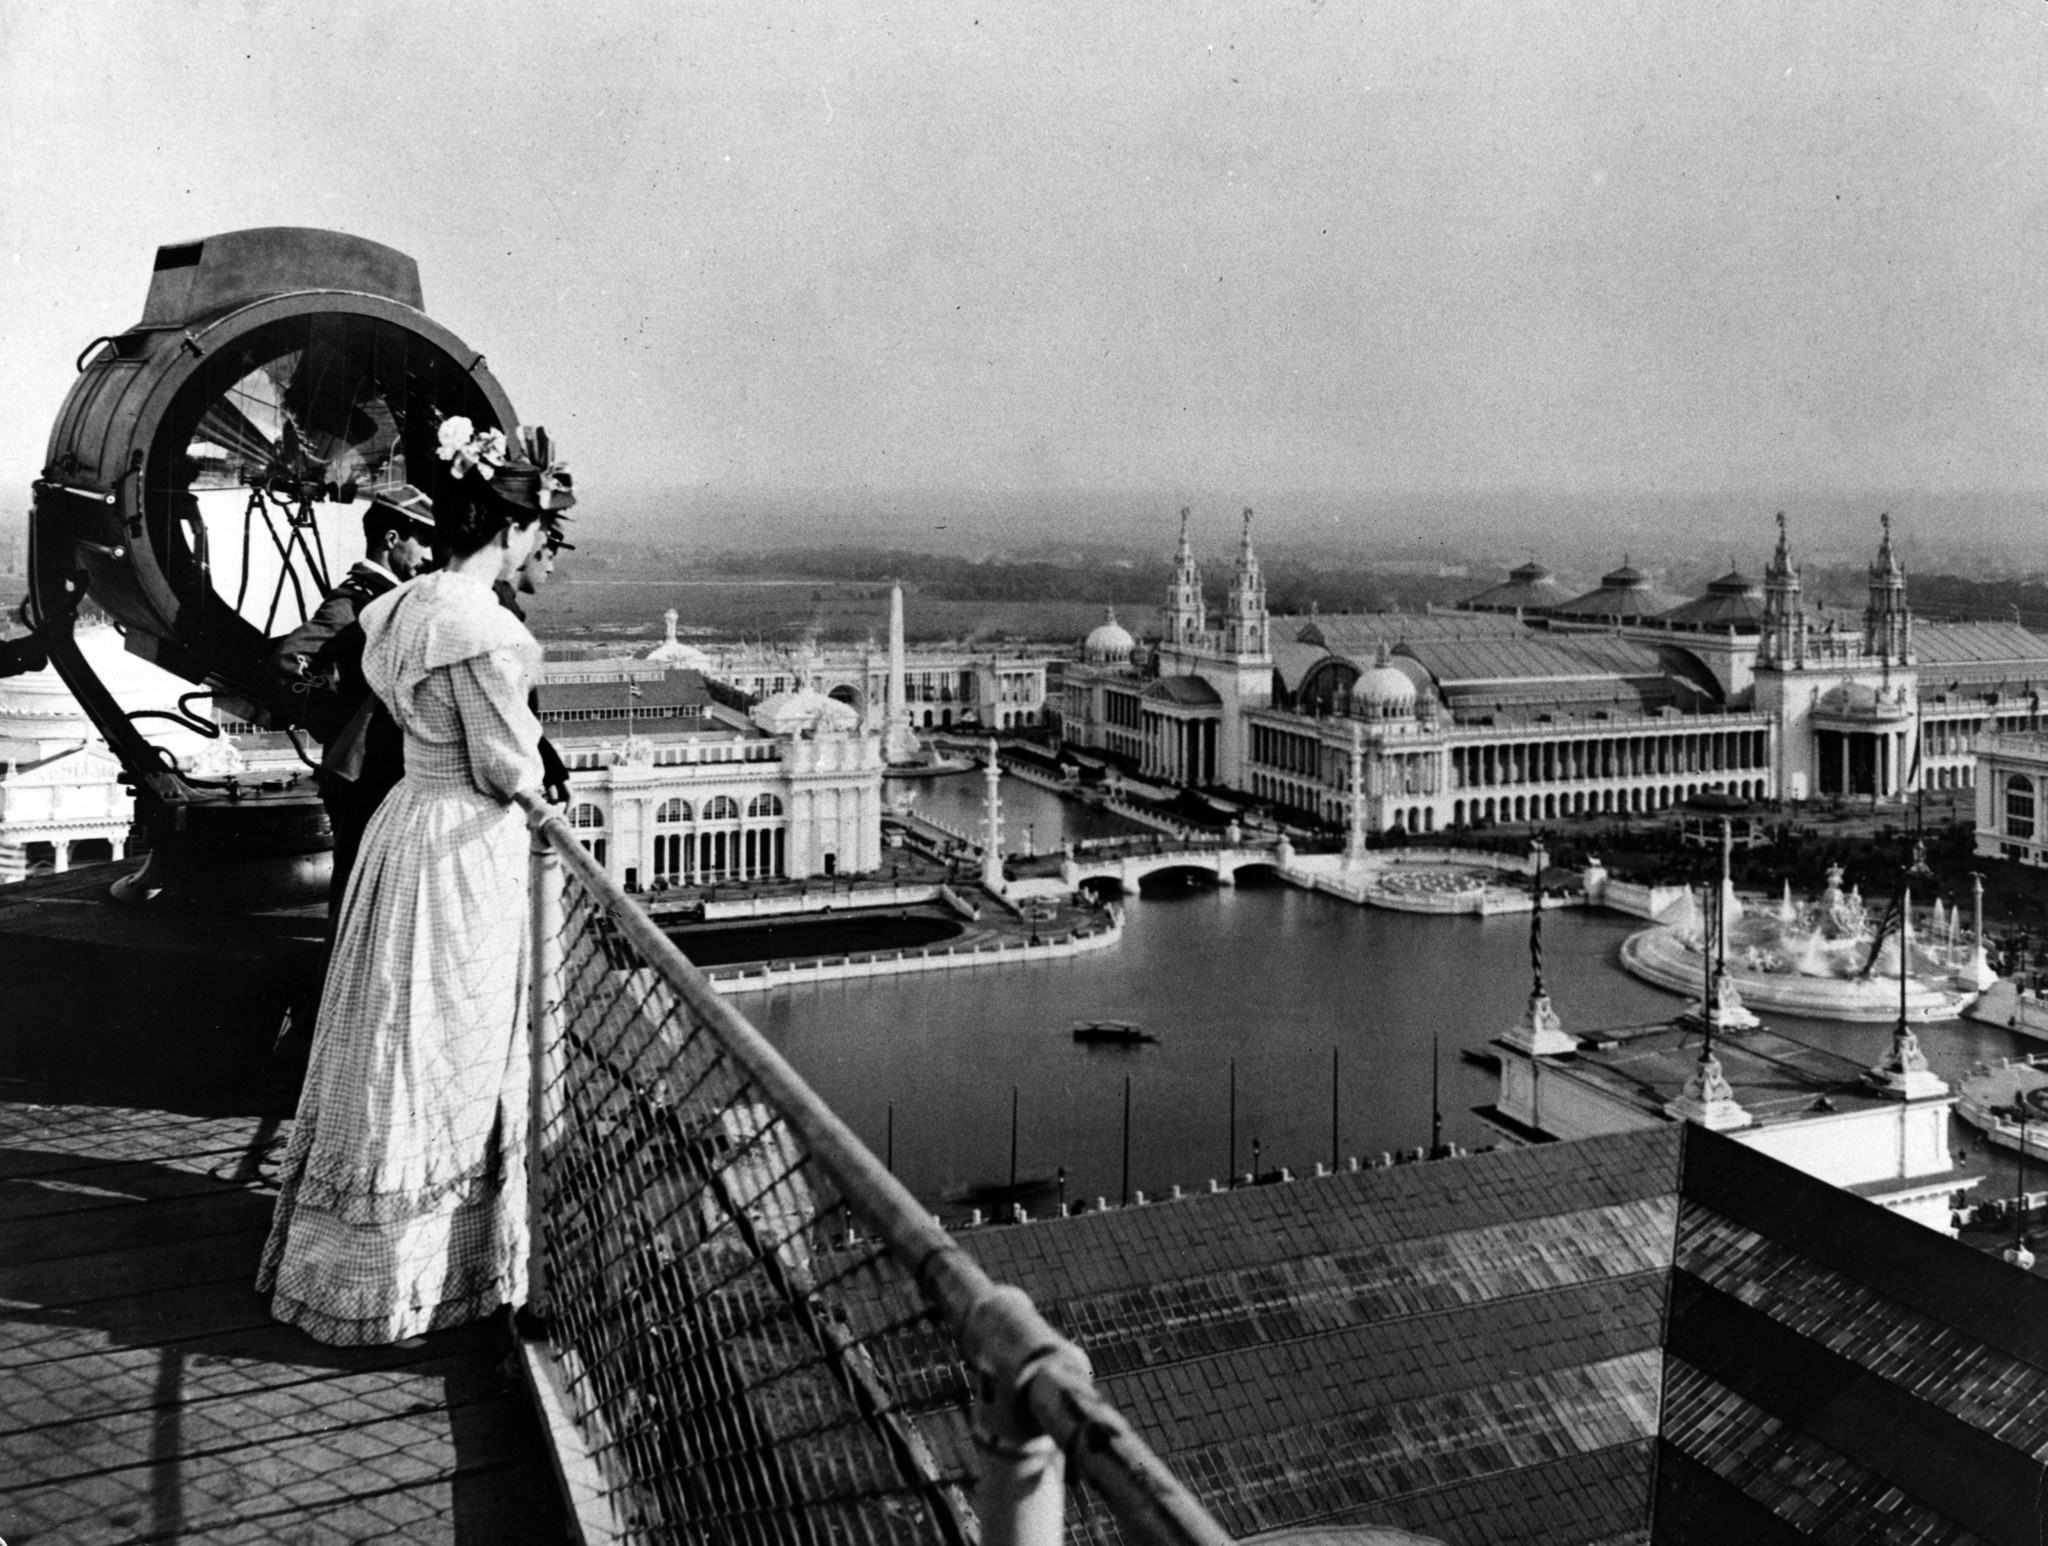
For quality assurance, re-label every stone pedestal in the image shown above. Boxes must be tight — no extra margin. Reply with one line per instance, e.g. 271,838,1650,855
1501,990,1578,1057
1959,946,1998,993
1864,1026,1950,1100
1664,1053,1751,1130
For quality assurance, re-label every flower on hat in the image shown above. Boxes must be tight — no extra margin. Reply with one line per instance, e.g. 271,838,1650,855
436,417,509,481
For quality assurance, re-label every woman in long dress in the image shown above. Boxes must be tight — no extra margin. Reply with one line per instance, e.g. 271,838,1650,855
257,423,571,1345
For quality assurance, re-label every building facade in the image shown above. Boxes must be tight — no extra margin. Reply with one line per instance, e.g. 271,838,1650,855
699,636,1051,732
1052,508,2048,834
537,668,885,891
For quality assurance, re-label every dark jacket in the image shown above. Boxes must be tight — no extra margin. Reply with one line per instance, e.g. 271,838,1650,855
268,562,396,746
267,562,403,794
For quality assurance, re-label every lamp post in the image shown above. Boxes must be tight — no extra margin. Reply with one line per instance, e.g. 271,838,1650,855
2008,1098,2037,1271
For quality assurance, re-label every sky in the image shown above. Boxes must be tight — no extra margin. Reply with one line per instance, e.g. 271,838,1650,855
5,0,2048,543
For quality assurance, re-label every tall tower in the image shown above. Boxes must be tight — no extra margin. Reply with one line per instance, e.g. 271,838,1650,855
1222,507,1270,660
883,583,920,764
1758,511,1806,670
1164,506,1207,648
980,738,1004,893
1863,512,1913,668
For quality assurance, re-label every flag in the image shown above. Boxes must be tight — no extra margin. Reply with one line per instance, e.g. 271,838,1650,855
627,682,644,699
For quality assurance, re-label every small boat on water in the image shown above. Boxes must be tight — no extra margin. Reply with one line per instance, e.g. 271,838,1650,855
953,1175,1061,1212
1955,1055,2048,1162
1072,1019,1156,1046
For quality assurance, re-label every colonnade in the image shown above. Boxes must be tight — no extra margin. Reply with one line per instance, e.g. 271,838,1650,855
1141,713,1217,785
1451,727,1768,790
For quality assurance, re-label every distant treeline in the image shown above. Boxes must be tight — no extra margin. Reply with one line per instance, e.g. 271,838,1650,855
575,540,2048,631
1804,566,2048,630
678,545,1472,615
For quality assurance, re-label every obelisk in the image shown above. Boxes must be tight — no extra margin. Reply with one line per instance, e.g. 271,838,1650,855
883,582,919,764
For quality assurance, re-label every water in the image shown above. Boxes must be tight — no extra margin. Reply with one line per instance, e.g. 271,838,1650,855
750,773,2043,1218
888,767,1143,855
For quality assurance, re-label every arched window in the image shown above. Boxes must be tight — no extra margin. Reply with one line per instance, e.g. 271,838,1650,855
2008,775,2036,840
569,803,606,830
704,795,741,822
656,798,691,824
747,793,784,819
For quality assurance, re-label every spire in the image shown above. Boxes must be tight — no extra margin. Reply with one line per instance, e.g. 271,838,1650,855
1223,506,1270,659
1863,511,1913,667
1760,510,1807,669
1872,510,1900,577
1164,506,1206,647
1766,510,1795,583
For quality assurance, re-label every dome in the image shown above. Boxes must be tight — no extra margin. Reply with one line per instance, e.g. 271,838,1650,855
1815,680,1910,721
1082,607,1136,665
750,686,861,737
1349,647,1417,719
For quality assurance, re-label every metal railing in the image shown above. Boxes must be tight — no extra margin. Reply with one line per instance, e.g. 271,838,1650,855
515,792,1231,1546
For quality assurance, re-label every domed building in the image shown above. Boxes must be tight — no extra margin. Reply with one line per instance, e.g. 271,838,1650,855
1081,608,1136,666
1348,647,1419,723
1057,508,2048,834
521,660,884,890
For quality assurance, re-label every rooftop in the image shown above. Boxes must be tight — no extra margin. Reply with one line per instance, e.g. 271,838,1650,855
1456,562,1579,616
0,867,563,1543
1915,620,2048,668
8,858,2048,1545
1536,1021,1929,1129
917,1122,2048,1545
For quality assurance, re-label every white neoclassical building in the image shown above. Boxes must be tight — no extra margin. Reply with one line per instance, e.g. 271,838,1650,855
537,666,885,892
1973,731,2048,867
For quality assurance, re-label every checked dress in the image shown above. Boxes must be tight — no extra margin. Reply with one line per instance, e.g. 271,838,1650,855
257,569,545,1345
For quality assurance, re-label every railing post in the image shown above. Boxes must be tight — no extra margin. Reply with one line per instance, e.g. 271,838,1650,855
527,815,564,1317
970,1287,1071,1546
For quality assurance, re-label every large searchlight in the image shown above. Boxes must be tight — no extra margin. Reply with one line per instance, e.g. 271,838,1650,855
27,228,518,906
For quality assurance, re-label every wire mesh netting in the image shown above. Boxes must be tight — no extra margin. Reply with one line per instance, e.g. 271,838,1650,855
532,840,986,1545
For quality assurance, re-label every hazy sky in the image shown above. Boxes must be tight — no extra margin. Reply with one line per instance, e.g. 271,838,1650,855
5,0,2048,517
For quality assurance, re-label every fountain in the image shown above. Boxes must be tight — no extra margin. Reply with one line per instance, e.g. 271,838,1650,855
1619,860,1984,1024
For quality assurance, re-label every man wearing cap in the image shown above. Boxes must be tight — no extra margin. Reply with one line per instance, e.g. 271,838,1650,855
268,485,436,913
